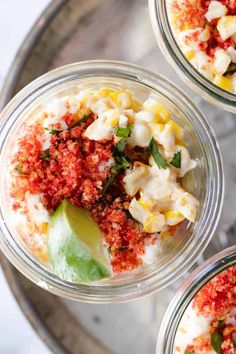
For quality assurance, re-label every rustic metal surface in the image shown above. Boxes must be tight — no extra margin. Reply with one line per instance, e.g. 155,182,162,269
0,0,236,353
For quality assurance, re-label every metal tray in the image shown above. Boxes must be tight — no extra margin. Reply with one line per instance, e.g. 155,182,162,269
1,0,236,353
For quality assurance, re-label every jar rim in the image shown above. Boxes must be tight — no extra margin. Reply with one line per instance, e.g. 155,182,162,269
156,245,236,353
149,0,236,113
0,60,224,302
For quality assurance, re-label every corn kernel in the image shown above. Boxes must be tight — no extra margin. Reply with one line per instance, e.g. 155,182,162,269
137,196,156,211
104,109,120,127
213,76,233,92
217,16,236,41
96,87,115,98
165,210,185,226
144,99,171,123
106,116,119,127
143,213,165,233
161,230,171,239
41,222,48,234
109,90,132,109
132,98,142,112
38,250,49,262
168,120,184,141
185,50,196,61
169,13,179,25
143,214,156,233
138,199,150,210
182,24,192,30
179,327,187,334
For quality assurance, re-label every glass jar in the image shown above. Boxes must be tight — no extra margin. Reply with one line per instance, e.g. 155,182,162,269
157,245,236,353
149,0,236,113
0,60,224,302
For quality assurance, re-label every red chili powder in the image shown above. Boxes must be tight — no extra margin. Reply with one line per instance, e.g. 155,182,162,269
172,0,236,57
193,266,236,318
11,113,153,272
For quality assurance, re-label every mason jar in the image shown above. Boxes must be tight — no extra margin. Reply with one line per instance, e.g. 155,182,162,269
0,60,224,302
149,0,236,113
157,246,236,353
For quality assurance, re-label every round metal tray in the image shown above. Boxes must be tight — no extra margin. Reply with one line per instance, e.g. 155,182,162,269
1,1,236,353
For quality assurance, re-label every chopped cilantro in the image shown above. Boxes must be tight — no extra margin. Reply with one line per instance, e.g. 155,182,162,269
16,163,22,174
217,320,225,330
68,114,90,129
44,128,61,135
233,334,236,348
103,144,132,193
117,138,127,152
40,149,50,160
103,170,119,194
147,137,169,169
170,151,181,168
115,123,133,138
211,332,223,354
114,154,131,170
44,114,91,135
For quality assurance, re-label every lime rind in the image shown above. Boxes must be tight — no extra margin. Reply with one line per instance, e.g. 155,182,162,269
48,200,111,283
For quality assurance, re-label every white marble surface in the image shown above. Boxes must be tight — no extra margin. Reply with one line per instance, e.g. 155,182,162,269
0,2,51,353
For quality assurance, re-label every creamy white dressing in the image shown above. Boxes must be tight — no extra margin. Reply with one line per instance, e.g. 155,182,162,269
174,304,212,354
175,302,236,353
25,193,50,225
124,153,198,232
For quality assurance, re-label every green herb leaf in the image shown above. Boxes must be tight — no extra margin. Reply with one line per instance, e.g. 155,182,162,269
147,137,169,169
117,138,127,152
103,153,132,193
211,332,223,354
17,163,22,174
217,320,225,330
44,128,62,135
184,350,194,354
43,114,91,135
117,155,131,170
233,334,236,348
40,149,50,160
68,114,90,129
104,129,133,193
115,123,133,138
146,138,153,156
170,151,181,168
103,170,119,194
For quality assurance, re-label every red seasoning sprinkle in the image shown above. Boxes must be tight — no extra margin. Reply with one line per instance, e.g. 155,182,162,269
172,0,206,29
11,114,112,210
171,0,236,57
92,198,147,272
183,267,236,353
11,113,153,273
193,266,236,319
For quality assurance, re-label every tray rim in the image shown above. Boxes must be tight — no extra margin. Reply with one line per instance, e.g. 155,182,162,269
0,0,66,111
0,253,66,354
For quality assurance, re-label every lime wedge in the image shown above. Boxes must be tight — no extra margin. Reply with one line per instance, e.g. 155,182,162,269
48,199,111,283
